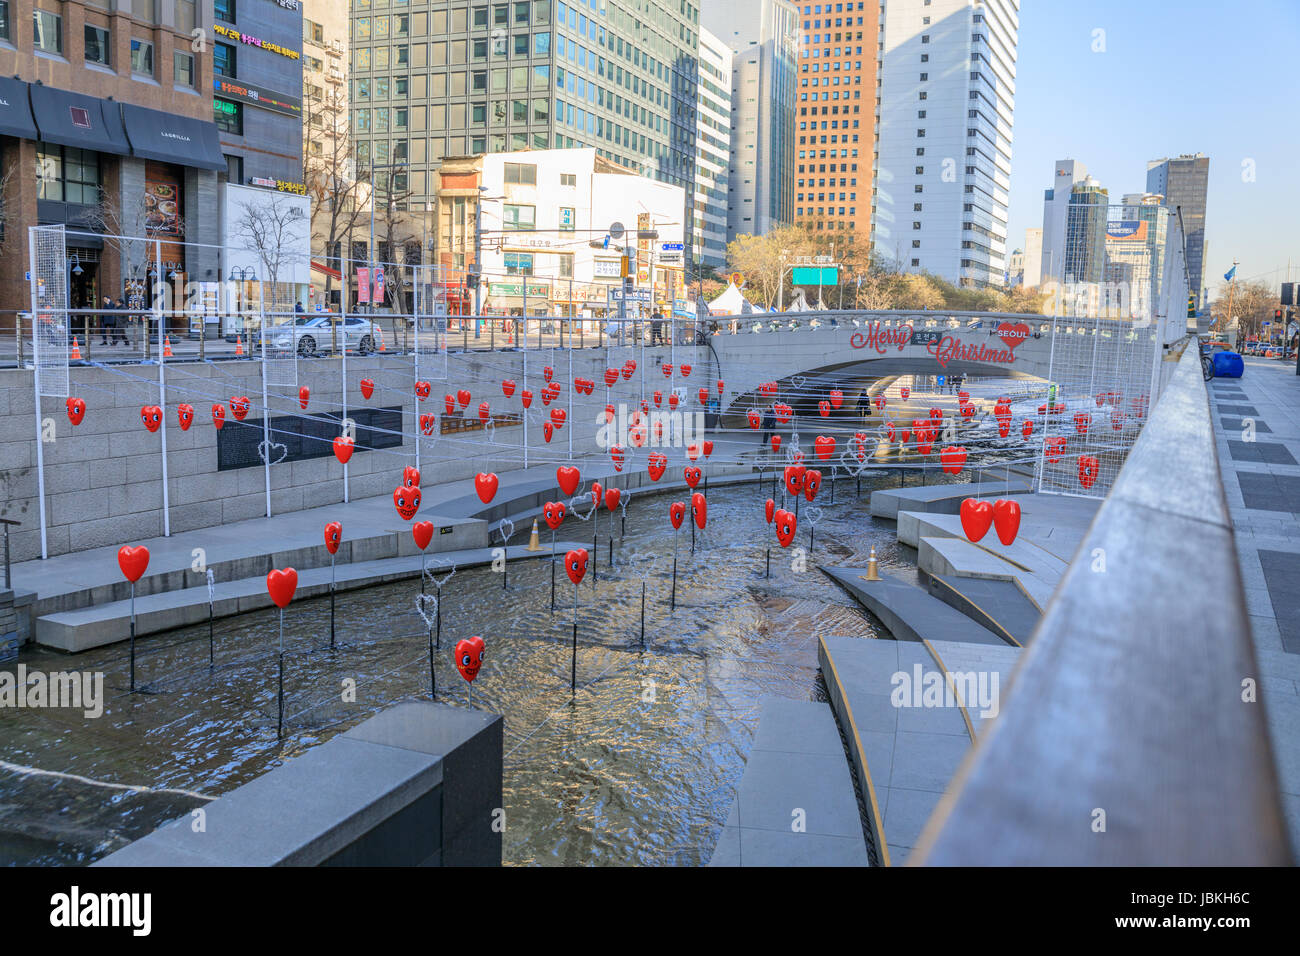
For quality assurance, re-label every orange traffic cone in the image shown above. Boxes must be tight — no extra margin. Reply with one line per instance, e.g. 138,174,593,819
163,336,173,358
235,335,244,356
70,337,82,360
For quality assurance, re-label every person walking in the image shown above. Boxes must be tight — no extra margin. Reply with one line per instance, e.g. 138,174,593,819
99,296,115,345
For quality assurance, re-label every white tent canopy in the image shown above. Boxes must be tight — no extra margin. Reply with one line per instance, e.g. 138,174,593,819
708,282,757,315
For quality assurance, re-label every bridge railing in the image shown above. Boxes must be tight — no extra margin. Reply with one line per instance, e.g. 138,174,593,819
911,338,1294,865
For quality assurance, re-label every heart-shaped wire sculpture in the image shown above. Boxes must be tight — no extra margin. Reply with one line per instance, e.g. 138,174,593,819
415,593,439,630
257,440,288,465
424,560,457,590
498,516,515,544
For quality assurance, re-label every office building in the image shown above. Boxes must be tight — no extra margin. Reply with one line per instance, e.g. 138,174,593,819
1102,192,1169,319
792,0,879,237
1039,158,1087,284
1146,153,1209,308
1061,175,1108,286
871,0,1020,287
705,0,799,239
1019,225,1042,287
693,26,731,272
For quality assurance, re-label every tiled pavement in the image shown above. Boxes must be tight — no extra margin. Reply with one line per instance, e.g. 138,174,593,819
1209,357,1300,847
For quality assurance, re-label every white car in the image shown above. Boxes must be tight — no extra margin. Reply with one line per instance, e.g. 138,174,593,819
271,315,384,356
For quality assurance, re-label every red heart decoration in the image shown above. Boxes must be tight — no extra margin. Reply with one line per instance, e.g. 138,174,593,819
774,403,792,424
818,400,830,418
479,401,491,423
521,389,533,409
900,386,910,400
455,635,486,683
774,509,797,548
653,390,663,408
684,466,702,489
765,498,776,524
474,472,499,504
117,545,150,583
543,421,554,442
770,434,782,454
717,379,725,395
1111,411,1127,431
698,387,709,405
784,465,806,496
623,360,636,380
662,364,673,377
603,403,615,424
960,403,975,420
360,378,375,399
324,521,342,555
1074,412,1091,435
543,365,554,383
393,485,422,520
668,502,686,530
404,466,421,488
456,389,471,409
680,364,692,377
958,390,970,403
412,520,434,551
996,321,1031,351
940,445,967,475
703,440,713,458
610,445,625,472
413,381,430,400
211,403,226,430
829,389,843,408
604,368,618,387
647,454,667,481
886,422,896,442
691,492,707,529
687,443,700,462
299,386,311,410
1021,419,1034,440
445,394,456,416
66,397,86,425
541,388,554,407
231,396,250,420
605,487,621,511
502,379,516,397
550,407,566,427
929,408,942,424
748,409,761,430
557,466,581,496
874,395,887,411
669,393,680,410
333,436,354,464
177,403,194,431
992,499,1021,546
998,418,1011,438
960,498,994,543
1044,436,1067,463
543,501,566,530
640,400,650,415
629,422,646,447
564,548,589,585
420,413,437,436
266,567,298,609
141,405,162,432
900,427,911,445
815,435,835,461
1078,455,1100,489
803,469,822,501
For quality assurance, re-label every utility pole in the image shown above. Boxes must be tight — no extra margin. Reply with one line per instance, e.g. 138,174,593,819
473,185,484,317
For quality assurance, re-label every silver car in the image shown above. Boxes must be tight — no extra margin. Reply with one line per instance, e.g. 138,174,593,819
271,315,384,356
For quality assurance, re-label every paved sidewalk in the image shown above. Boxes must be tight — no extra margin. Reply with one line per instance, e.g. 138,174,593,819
1209,356,1300,847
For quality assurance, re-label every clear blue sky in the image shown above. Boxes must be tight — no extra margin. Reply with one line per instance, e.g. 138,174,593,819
1006,0,1300,300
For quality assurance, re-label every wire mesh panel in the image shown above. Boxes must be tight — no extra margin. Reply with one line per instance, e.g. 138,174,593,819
29,224,69,398
260,283,299,388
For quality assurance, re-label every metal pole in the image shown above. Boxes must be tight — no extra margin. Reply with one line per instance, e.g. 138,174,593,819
27,237,50,560
330,553,336,648
260,279,272,518
414,264,421,475
156,240,171,538
341,300,349,503
129,584,136,692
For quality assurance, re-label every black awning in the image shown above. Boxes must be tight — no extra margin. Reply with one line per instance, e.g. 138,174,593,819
29,85,130,154
121,103,225,171
0,77,37,140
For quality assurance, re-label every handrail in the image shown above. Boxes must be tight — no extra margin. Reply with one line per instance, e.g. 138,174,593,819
911,341,1294,865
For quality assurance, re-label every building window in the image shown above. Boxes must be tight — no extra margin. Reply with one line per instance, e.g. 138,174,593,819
504,251,533,275
84,25,110,66
224,153,242,183
214,97,242,134
131,39,155,76
37,146,101,205
214,0,235,25
558,206,575,231
502,204,535,230
503,162,536,184
0,2,10,42
560,172,576,187
33,9,62,54
558,252,573,278
214,42,235,77
174,51,195,87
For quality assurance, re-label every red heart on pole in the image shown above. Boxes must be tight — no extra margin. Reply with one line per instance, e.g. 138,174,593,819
603,403,615,424
521,389,533,409
66,397,86,425
456,389,471,409
543,366,554,383
604,368,618,386
784,465,806,496
412,520,434,551
544,501,566,529
765,498,776,523
445,394,456,416
474,472,499,503
643,453,664,481
404,466,421,488
623,360,636,380
415,381,431,400
717,379,725,395
360,378,375,399
610,445,625,472
177,403,194,431
502,379,516,397
684,466,702,489
557,466,581,496
543,421,554,442
691,492,707,529
960,403,975,420
211,403,226,430
662,364,673,377
420,413,437,435
669,502,686,530
639,400,649,415
1078,455,1100,489
815,435,835,461
394,485,422,520
141,405,162,432
804,470,822,501
654,389,664,407
960,498,994,543
231,396,250,420
605,487,621,511
669,392,680,410
564,548,588,585
901,386,910,400
324,521,342,555
992,499,1021,546
998,418,1011,438
698,387,709,405
818,400,830,417
900,427,911,445
455,635,485,683
267,567,298,608
830,389,843,409
299,386,311,410
478,401,491,423
1021,419,1034,440
996,321,1031,351
333,436,355,464
774,510,797,547
117,545,150,583
703,440,713,458
680,364,692,377
770,435,782,454
874,394,887,411
748,409,761,429
958,390,970,403
1074,412,1091,435
541,388,554,407
687,442,700,462
886,422,896,442
940,445,967,475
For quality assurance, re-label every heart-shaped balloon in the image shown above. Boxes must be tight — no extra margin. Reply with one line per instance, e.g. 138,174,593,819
455,636,485,682
874,395,886,411
803,470,823,501
748,410,761,430
394,485,422,520
117,545,150,583
647,454,667,482
680,364,692,377
404,466,421,488
541,388,554,407
940,445,967,475
960,498,994,543
299,386,311,410
698,387,709,405
662,363,673,377
684,466,702,489
324,521,342,555
412,520,434,551
177,403,194,431
929,408,942,424
703,440,714,458
774,403,792,424
900,386,910,400
604,368,618,386
543,501,566,530
564,548,588,585
610,445,625,472
605,487,621,511
815,435,835,461
415,381,431,400
445,394,457,416
623,360,636,380
267,567,298,608
66,397,86,426
211,403,226,430
360,378,375,399
668,502,686,530
770,435,782,454
333,436,354,464
1045,436,1067,464
717,379,725,395
886,422,896,442
669,392,680,410
691,492,707,529
550,407,566,427
474,472,499,504
521,389,533,409
456,389,471,409
992,499,1021,546
818,400,830,418
1078,455,1100,490
958,390,970,403
420,413,437,436
502,379,516,397
960,403,975,420
543,421,554,442
141,405,162,432
764,498,776,524
783,465,806,496
541,365,553,383
557,466,581,496
231,396,250,420
479,401,491,423
687,443,700,462
653,389,663,408
829,389,843,408
1021,419,1034,440
774,510,797,548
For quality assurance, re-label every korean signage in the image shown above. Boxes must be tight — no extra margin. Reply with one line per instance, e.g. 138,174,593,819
213,23,301,60
489,281,548,298
593,259,622,278
1106,220,1149,242
214,78,302,117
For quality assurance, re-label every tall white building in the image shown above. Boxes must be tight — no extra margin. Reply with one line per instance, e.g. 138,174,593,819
870,0,1019,287
1039,158,1088,284
694,27,733,273
705,0,800,240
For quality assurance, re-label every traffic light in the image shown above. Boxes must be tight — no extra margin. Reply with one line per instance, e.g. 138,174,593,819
1275,309,1284,322
1187,294,1196,318
1282,282,1294,306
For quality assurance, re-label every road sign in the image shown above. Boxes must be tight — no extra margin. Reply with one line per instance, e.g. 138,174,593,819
730,271,744,287
792,266,839,286
608,288,651,303
661,241,683,252
609,221,625,240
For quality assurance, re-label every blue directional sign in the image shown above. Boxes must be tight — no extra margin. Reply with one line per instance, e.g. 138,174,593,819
661,242,684,252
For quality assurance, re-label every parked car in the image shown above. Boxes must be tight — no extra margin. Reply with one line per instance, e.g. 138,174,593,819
271,315,384,356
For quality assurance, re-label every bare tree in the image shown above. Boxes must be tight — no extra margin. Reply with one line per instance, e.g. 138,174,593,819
304,81,366,325
84,188,152,347
234,191,308,313
372,173,421,316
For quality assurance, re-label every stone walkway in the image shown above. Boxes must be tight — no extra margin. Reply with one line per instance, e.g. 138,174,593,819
1209,356,1300,848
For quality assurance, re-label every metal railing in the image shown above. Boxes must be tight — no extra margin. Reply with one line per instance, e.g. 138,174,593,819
911,339,1293,865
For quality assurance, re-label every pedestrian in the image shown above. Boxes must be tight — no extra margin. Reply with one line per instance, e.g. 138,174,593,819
857,389,871,421
760,409,776,448
100,296,115,345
